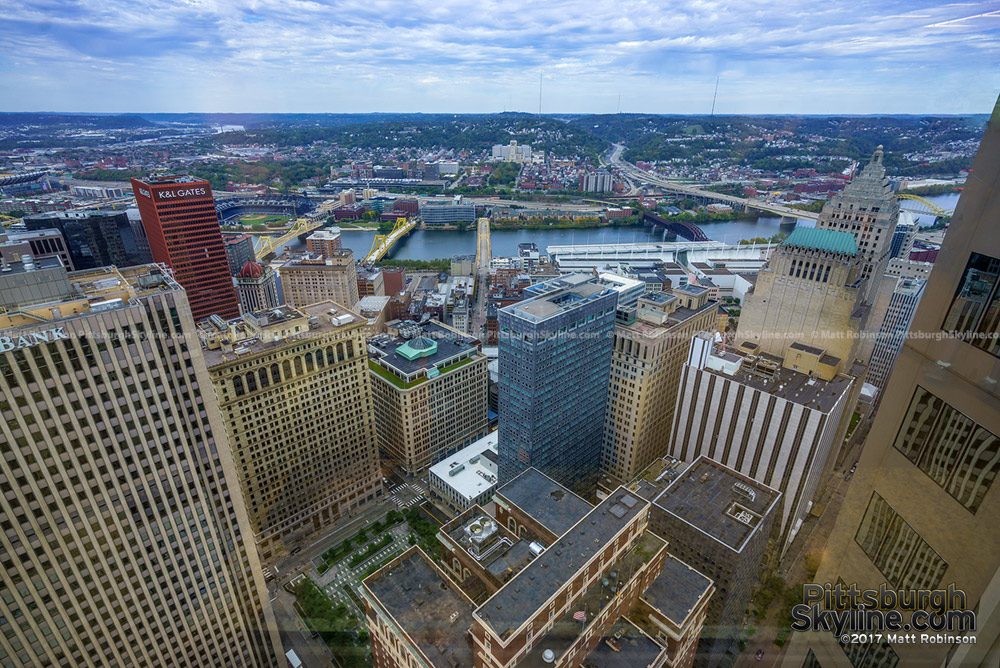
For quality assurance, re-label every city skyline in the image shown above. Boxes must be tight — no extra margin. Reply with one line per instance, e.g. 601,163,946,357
1,1,998,114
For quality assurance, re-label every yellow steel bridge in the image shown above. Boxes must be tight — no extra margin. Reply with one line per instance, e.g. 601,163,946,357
252,217,325,261
363,217,415,264
896,193,954,217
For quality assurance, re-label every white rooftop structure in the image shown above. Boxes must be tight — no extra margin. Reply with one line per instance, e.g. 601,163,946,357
548,241,776,270
356,295,390,312
429,432,500,514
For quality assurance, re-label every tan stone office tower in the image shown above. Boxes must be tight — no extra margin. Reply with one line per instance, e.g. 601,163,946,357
199,302,384,563
369,321,489,474
736,227,868,362
0,264,281,668
814,145,900,304
278,250,359,309
781,97,1000,668
601,288,718,484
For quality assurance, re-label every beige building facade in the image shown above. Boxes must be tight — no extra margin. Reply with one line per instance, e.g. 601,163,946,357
369,321,489,474
200,302,383,563
278,250,359,309
781,97,1000,668
602,288,718,483
0,264,282,668
737,226,867,362
670,333,857,555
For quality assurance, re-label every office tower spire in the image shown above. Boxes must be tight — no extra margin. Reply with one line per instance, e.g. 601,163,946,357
815,145,901,303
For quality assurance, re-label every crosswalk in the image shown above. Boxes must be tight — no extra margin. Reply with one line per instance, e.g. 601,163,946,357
390,496,424,509
387,482,427,496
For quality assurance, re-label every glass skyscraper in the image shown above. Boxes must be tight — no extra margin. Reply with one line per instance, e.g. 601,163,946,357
497,274,618,495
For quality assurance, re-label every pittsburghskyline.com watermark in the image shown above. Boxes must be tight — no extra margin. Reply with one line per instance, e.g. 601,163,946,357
791,582,978,646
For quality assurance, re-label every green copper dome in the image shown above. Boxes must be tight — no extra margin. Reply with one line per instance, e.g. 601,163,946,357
396,336,438,360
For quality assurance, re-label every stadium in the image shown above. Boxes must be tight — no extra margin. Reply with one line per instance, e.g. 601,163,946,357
215,195,315,226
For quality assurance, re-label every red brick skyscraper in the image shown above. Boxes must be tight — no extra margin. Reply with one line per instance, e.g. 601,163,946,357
131,176,239,320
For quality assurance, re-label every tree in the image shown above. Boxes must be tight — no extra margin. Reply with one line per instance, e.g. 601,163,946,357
377,221,394,234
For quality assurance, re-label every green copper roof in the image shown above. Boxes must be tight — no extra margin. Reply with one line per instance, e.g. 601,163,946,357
396,336,438,360
783,227,858,256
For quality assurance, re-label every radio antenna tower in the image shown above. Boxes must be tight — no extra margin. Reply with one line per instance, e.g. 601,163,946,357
710,76,720,116
538,70,543,115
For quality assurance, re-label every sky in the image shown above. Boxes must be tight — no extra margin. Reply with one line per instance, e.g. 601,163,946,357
0,0,998,114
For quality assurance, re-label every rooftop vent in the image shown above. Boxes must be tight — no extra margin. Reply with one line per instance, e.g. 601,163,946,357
732,481,756,502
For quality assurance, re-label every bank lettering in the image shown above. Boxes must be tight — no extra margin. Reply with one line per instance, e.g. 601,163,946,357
0,328,70,352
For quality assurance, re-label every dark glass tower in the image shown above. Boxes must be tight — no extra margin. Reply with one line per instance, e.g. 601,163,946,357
497,274,617,495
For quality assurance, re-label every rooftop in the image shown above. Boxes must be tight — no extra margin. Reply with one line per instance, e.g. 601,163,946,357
496,468,592,538
134,175,206,186
509,274,614,322
199,301,363,367
653,457,780,553
582,619,664,668
429,432,500,501
369,320,481,383
281,250,355,266
0,264,182,330
518,531,664,667
783,227,858,256
476,488,647,640
356,295,391,313
703,348,853,412
441,507,537,585
362,549,475,668
641,554,713,625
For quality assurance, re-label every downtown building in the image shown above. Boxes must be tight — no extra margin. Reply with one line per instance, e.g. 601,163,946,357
363,469,715,668
223,234,255,275
781,98,1000,668
305,227,343,256
814,146,901,304
278,250,360,309
0,262,281,667
368,320,489,474
866,276,927,399
234,260,280,314
23,209,151,270
670,333,859,555
602,287,719,486
498,274,620,495
130,176,240,320
736,226,868,363
198,302,384,563
639,456,780,668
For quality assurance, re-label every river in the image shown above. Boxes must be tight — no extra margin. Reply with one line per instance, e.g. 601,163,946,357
277,193,959,262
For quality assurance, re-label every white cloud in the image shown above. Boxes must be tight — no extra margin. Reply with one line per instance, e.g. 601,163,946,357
0,0,997,112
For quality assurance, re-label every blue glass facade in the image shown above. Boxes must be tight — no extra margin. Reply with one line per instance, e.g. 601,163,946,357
497,276,618,495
